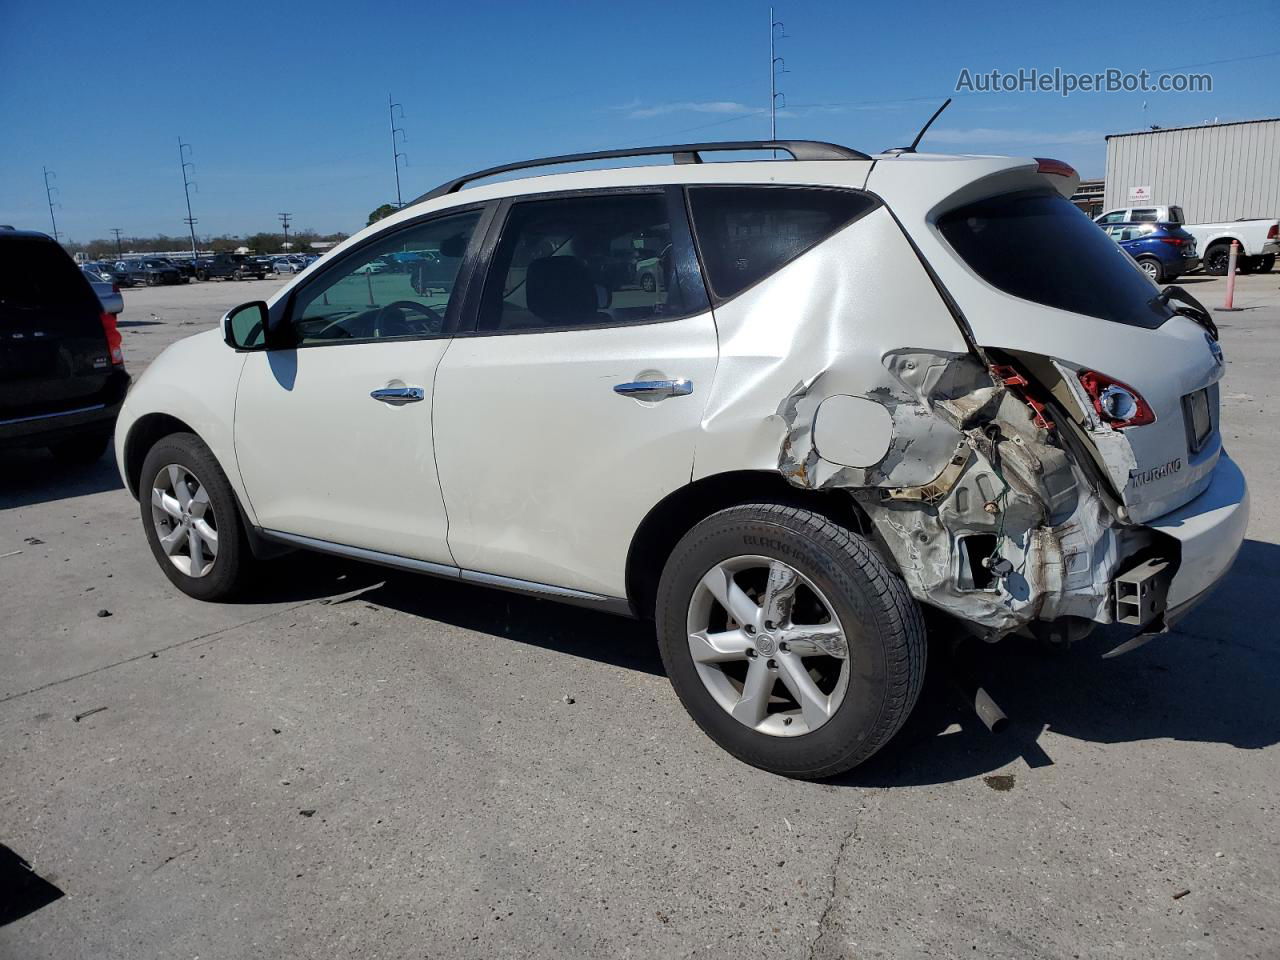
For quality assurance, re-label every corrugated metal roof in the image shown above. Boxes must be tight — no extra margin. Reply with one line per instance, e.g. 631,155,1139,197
1106,117,1280,140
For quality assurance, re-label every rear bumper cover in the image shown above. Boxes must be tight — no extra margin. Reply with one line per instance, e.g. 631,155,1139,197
1143,452,1249,617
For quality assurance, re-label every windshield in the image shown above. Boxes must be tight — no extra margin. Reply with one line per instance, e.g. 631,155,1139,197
938,191,1174,330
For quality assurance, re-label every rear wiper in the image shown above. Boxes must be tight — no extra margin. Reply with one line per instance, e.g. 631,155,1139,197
1157,285,1218,341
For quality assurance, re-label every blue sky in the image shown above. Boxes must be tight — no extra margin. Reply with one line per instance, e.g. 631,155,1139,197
2,0,1276,241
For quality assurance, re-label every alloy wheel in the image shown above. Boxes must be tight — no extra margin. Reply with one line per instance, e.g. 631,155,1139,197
686,556,851,737
150,463,219,577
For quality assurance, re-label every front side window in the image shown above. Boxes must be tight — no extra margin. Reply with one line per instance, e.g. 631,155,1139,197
290,209,480,345
477,192,704,332
687,186,879,302
1096,211,1127,224
939,190,1174,329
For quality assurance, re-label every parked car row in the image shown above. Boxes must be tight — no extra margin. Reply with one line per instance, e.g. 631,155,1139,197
1095,204,1279,281
79,253,322,286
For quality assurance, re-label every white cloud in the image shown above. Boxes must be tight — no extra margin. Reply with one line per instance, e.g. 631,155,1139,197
623,100,760,119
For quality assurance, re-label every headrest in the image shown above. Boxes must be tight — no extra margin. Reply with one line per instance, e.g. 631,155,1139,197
526,257,598,324
438,233,467,259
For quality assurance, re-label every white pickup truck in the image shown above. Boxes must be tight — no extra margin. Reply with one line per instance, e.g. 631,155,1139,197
1095,204,1279,275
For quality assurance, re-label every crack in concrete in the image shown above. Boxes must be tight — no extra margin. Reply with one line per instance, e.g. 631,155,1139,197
0,598,321,706
808,821,858,960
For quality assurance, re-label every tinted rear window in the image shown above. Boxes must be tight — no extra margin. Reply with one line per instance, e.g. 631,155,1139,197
938,191,1174,329
0,236,98,311
688,187,879,301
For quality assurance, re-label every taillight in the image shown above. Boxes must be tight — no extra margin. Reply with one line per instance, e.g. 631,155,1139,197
100,311,124,366
1078,370,1154,428
1267,223,1278,240
112,283,120,294
1159,237,1185,246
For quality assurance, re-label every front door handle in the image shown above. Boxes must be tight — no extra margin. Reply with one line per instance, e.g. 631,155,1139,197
613,379,693,401
370,385,425,405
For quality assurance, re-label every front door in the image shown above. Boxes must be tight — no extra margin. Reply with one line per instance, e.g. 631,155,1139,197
234,207,485,563
433,189,718,597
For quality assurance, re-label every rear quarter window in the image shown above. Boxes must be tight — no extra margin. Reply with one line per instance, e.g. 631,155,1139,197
0,236,98,311
687,186,879,302
937,191,1174,329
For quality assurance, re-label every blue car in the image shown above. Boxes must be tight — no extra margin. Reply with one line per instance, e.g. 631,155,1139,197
1098,221,1200,283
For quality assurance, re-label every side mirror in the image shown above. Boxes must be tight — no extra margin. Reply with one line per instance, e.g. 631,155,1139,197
222,301,269,350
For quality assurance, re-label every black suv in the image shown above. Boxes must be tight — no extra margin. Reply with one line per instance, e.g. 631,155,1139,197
1,229,130,464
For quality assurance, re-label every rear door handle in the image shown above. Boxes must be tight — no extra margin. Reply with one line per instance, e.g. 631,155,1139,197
370,386,425,405
613,379,693,401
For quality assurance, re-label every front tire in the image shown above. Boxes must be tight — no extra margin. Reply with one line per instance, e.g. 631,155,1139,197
655,503,926,779
139,432,253,601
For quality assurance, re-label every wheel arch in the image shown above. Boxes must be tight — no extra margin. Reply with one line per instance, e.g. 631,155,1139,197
624,469,872,620
122,412,197,499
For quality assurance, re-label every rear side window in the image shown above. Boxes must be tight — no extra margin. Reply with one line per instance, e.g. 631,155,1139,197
0,236,98,311
477,191,707,333
938,191,1174,329
687,187,879,301
1169,206,1186,224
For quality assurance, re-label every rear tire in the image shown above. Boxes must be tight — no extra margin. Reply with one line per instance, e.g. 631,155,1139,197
655,503,926,780
1204,244,1231,276
1136,257,1164,283
1258,254,1276,273
48,433,110,466
139,432,253,601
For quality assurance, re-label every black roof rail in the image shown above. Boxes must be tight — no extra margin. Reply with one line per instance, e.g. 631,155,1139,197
411,140,871,204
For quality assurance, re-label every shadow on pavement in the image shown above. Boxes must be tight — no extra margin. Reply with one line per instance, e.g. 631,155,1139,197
845,537,1280,786
239,537,1280,785
0,447,123,509
0,844,64,926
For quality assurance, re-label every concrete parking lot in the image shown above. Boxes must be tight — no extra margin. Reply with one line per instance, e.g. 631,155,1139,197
2,273,1278,959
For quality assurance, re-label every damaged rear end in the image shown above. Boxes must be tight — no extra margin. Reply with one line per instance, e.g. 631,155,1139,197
850,154,1249,642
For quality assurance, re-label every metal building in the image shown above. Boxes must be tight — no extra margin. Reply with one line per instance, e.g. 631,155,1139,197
1103,117,1280,222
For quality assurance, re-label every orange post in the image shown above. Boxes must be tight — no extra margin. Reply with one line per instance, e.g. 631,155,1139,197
1223,240,1239,309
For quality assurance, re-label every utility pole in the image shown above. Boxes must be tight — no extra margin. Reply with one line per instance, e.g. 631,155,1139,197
178,138,199,263
278,212,292,253
111,228,124,259
769,8,788,149
389,94,407,208
42,167,60,241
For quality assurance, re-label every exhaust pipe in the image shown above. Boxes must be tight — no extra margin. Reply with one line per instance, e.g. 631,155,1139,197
949,652,1009,734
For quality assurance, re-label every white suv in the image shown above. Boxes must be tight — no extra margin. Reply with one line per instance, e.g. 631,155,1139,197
115,140,1249,779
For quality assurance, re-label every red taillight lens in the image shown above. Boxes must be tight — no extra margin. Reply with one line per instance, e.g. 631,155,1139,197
1078,370,1154,428
112,283,120,294
100,311,124,366
1268,223,1278,240
1159,237,1185,246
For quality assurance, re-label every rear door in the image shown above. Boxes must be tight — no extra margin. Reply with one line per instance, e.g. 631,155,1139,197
431,187,718,597
934,190,1224,522
0,233,112,422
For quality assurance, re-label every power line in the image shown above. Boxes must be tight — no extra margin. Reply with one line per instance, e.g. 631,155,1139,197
278,212,292,252
389,94,408,208
111,228,124,259
178,138,199,263
42,167,60,241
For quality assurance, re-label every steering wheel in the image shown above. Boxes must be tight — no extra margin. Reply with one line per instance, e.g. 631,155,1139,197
374,300,444,337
